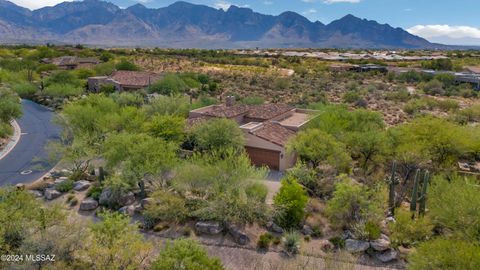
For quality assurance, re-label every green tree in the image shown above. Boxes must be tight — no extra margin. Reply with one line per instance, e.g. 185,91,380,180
192,118,245,154
287,129,351,173
273,176,308,229
82,212,152,270
151,239,224,270
144,115,186,143
326,177,383,229
103,133,178,195
150,74,189,95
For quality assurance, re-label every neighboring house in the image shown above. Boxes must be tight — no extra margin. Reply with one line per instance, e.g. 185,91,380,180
41,56,100,70
188,97,317,171
88,71,163,92
351,64,388,73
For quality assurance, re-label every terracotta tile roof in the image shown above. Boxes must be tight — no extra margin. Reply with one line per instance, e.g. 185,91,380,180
250,122,296,146
186,116,209,128
202,104,250,118
247,104,293,120
77,57,100,64
110,71,163,88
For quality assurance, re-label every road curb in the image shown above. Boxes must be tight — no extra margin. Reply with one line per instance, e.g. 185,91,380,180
0,120,21,161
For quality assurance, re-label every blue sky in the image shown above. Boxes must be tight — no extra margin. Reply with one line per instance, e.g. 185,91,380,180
10,0,480,45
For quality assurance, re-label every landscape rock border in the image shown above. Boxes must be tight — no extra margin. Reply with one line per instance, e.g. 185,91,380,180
0,120,21,161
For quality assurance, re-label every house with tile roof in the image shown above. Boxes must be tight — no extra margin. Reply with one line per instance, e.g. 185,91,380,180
88,71,163,92
188,96,317,171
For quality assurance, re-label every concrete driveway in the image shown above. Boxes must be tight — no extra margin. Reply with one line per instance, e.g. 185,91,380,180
0,100,60,185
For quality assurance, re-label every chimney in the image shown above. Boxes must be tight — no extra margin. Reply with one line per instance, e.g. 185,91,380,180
226,96,235,107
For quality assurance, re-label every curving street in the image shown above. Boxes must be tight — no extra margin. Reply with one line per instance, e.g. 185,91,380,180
0,100,61,185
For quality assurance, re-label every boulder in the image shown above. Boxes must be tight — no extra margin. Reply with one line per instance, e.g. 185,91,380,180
15,183,25,190
370,238,390,251
73,180,91,191
375,249,398,263
119,205,136,216
99,188,135,207
80,198,99,211
345,239,370,253
141,198,155,209
266,221,284,234
44,188,62,200
195,221,223,235
28,190,43,198
301,225,313,236
227,224,249,245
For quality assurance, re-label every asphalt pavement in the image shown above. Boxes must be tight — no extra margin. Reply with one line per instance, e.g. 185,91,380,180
0,100,60,185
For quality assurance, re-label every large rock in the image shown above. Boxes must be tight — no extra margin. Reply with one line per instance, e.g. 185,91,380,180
80,198,99,211
44,188,62,200
227,224,249,245
266,221,284,234
73,180,91,191
345,239,370,253
29,190,43,198
119,205,136,216
375,249,398,263
141,197,155,209
371,238,390,251
99,188,135,207
301,225,313,236
195,221,223,235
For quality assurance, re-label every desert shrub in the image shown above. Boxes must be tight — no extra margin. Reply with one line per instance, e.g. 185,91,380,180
311,225,323,238
86,184,103,201
326,177,383,230
150,74,188,95
242,96,264,105
403,98,428,115
454,104,480,124
273,176,308,229
151,239,224,270
329,236,345,249
115,59,139,71
283,231,301,255
75,68,96,80
0,88,22,123
144,114,186,143
429,175,480,241
144,190,187,224
44,83,83,97
342,91,362,103
352,220,381,241
94,62,115,76
385,87,411,102
11,82,37,98
56,180,75,193
421,79,445,96
407,238,480,270
110,92,144,107
435,99,460,112
245,182,268,202
389,209,433,247
98,84,115,94
257,233,273,249
0,122,13,138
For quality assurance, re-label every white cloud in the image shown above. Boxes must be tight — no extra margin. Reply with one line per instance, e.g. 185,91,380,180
9,0,73,10
408,25,480,39
408,25,480,45
214,1,249,11
302,8,317,15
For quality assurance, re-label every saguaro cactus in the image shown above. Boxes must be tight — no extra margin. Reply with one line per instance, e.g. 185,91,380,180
388,161,398,216
410,169,421,214
418,171,429,216
410,169,429,219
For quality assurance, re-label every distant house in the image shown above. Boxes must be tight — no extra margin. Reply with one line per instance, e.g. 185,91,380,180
188,97,317,171
88,71,163,92
351,64,388,73
41,56,100,70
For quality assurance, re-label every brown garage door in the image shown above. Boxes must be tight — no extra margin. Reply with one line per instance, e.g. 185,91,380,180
245,146,280,170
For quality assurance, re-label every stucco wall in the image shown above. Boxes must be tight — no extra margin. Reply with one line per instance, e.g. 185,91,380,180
244,133,296,171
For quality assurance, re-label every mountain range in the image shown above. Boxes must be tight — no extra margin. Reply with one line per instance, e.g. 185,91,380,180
0,0,444,49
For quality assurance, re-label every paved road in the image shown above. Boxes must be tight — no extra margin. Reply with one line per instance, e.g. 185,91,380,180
0,100,60,185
